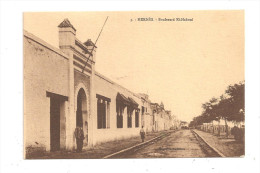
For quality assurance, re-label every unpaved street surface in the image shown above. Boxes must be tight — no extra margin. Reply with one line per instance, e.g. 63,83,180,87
116,130,207,158
194,130,244,157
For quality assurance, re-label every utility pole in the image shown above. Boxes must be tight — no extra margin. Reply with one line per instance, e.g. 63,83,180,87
82,16,109,73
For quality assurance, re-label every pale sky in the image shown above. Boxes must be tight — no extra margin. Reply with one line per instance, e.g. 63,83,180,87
24,11,244,122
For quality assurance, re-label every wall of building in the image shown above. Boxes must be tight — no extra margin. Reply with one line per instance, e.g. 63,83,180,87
144,113,153,133
154,110,173,131
24,31,69,152
143,102,152,133
24,19,176,155
157,115,166,131
93,72,142,145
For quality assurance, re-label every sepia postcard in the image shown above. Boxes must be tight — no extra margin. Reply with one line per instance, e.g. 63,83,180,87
23,11,244,159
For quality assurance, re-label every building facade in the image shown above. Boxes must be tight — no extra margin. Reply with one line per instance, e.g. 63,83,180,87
24,19,175,156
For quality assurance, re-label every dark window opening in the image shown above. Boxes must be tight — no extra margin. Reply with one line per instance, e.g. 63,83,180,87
116,100,124,128
141,106,145,126
127,107,133,128
116,93,139,129
97,98,106,129
135,110,139,127
152,113,155,125
96,94,110,129
76,90,83,127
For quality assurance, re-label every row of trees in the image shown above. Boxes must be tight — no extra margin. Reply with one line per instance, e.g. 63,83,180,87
189,81,245,137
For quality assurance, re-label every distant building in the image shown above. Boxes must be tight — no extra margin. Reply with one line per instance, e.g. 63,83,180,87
24,19,175,156
150,102,174,132
180,121,188,128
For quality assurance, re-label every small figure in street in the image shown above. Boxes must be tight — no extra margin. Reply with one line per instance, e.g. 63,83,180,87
140,126,145,142
74,126,85,152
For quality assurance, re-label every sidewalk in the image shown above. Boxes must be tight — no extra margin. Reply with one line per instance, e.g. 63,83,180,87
28,130,170,159
194,129,244,157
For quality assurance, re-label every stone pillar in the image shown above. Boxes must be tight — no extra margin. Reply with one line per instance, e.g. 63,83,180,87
89,57,96,146
106,101,110,129
58,19,76,150
60,101,67,150
133,110,136,128
123,106,127,129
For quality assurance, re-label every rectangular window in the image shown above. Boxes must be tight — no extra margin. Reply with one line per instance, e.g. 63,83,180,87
97,98,106,129
116,100,123,128
135,110,139,127
96,94,111,129
127,107,133,128
141,106,145,126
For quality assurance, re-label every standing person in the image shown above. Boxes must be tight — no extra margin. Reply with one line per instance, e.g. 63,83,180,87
85,121,88,145
74,126,85,152
140,126,145,142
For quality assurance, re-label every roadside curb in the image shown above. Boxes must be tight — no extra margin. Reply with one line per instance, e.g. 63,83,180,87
192,130,226,157
103,130,174,159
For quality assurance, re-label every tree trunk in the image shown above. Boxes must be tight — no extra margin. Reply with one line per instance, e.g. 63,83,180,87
212,122,214,134
218,118,220,137
225,118,228,138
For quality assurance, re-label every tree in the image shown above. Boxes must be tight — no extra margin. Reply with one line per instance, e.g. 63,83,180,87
202,97,219,122
225,82,245,122
189,115,205,128
215,95,233,137
191,81,245,137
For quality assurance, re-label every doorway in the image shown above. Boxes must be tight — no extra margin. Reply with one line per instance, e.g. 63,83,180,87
76,88,88,145
50,97,60,151
47,91,68,152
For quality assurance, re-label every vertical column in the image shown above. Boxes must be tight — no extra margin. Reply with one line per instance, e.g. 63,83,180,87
60,100,67,150
138,110,140,128
141,106,144,127
89,70,96,146
132,109,137,128
45,97,51,151
67,49,75,150
123,106,127,129
133,110,135,128
107,101,110,129
102,99,105,128
58,19,76,150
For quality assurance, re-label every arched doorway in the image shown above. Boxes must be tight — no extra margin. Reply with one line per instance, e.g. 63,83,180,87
76,88,88,145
